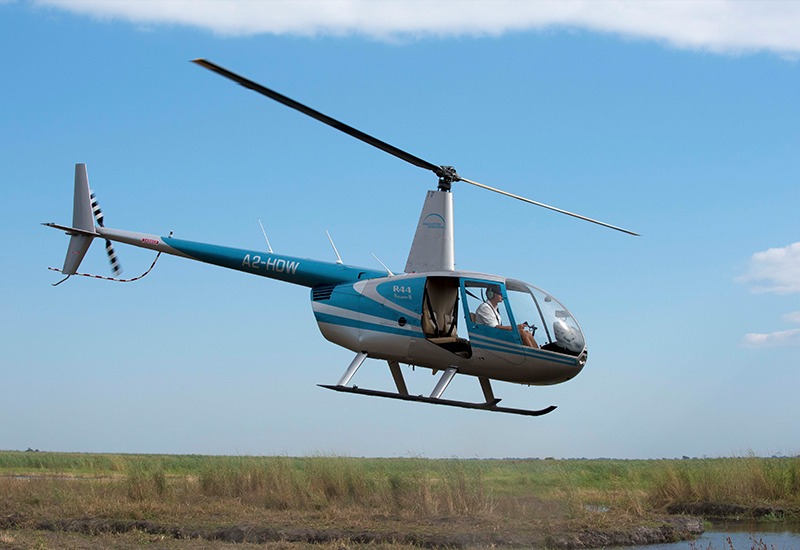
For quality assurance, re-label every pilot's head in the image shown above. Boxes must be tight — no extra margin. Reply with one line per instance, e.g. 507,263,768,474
486,284,503,302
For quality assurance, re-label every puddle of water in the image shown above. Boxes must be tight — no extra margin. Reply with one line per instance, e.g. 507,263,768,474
711,522,800,535
626,523,800,550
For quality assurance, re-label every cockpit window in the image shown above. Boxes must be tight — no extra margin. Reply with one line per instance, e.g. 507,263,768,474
463,280,511,328
506,279,585,356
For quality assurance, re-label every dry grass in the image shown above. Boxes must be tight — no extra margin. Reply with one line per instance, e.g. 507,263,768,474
1,451,798,548
648,456,800,507
0,456,505,531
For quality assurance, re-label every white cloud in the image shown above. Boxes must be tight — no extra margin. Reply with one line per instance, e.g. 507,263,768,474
783,311,800,324
737,242,800,295
738,244,800,346
32,0,800,56
743,328,800,349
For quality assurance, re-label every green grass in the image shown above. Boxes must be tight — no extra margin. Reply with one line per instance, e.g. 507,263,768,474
3,452,798,550
0,451,209,476
1,451,798,522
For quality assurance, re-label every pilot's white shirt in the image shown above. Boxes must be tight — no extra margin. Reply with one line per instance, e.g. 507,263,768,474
475,301,501,328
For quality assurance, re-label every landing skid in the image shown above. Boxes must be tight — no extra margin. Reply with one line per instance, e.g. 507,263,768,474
321,353,557,417
319,384,556,417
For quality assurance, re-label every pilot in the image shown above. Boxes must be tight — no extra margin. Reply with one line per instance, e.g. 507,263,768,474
475,284,539,349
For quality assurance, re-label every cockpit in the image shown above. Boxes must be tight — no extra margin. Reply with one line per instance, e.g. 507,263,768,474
421,276,586,358
312,272,587,383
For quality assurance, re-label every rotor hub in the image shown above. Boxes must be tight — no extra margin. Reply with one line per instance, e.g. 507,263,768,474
435,165,460,191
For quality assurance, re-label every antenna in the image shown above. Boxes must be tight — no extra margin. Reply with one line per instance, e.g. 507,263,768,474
258,218,274,253
326,230,343,264
371,253,394,277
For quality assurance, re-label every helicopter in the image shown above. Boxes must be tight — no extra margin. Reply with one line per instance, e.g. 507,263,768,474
45,59,638,417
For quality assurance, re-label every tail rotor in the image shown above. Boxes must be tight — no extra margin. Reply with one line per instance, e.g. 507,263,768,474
90,190,122,276
46,163,160,286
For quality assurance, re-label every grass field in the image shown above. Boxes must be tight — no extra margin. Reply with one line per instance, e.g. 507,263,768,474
1,452,798,549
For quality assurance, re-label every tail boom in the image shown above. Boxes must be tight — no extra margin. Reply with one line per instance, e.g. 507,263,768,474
47,164,387,288
89,227,385,288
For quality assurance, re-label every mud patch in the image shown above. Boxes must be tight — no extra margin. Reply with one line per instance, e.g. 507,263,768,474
1,514,477,549
545,516,704,549
1,513,705,549
667,503,800,521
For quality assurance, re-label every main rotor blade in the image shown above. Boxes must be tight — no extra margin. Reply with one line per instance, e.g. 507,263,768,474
459,177,640,236
192,59,444,177
193,59,638,236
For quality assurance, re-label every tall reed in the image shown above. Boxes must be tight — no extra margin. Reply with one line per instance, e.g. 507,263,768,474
194,456,493,516
649,457,800,506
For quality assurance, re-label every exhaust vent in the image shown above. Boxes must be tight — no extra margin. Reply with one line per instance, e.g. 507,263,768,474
312,284,336,301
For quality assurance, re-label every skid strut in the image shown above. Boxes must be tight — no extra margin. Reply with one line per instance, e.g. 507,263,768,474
336,352,367,386
387,361,409,395
430,367,457,399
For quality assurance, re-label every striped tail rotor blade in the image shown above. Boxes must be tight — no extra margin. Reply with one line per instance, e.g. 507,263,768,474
90,190,122,275
105,239,122,275
90,190,104,227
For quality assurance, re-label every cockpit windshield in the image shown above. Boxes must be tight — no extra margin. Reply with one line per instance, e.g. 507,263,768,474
505,279,586,356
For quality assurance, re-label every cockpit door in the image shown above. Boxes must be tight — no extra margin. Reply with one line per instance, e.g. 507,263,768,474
459,279,524,364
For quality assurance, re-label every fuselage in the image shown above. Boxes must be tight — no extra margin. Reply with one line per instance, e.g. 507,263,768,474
89,226,586,386
311,270,586,385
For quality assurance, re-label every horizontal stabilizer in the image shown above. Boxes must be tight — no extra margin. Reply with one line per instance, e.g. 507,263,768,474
42,222,96,237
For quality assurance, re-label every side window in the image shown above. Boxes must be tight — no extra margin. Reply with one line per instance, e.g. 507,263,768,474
463,280,510,329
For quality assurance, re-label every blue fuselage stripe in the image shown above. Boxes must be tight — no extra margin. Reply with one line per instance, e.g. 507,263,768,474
314,311,424,337
163,237,386,288
467,334,578,364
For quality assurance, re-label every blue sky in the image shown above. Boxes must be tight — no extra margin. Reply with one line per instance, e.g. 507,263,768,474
2,1,799,459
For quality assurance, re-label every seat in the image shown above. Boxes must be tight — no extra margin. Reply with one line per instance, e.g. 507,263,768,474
422,279,460,344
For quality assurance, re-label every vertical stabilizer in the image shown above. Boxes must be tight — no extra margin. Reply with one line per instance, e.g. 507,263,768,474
61,164,96,275
72,164,94,231
404,190,454,273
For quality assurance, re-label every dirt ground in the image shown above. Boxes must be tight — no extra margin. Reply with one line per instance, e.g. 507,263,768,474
0,513,704,550
0,529,411,550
